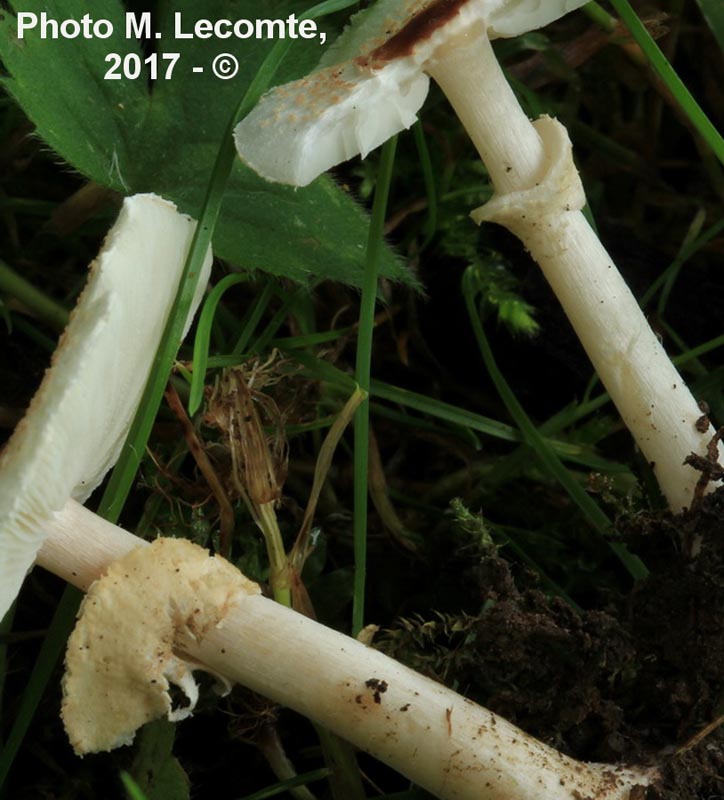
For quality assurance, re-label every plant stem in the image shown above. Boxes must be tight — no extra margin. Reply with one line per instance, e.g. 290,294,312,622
0,259,69,331
582,1,617,31
189,273,248,416
463,269,647,581
352,136,397,636
258,502,291,607
412,120,438,248
0,587,81,787
238,768,330,800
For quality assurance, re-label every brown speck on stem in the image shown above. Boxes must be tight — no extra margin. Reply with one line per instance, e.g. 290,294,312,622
365,677,389,704
696,400,711,433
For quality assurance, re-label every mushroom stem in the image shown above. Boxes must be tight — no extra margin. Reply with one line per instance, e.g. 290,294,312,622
39,499,145,590
37,502,656,800
428,28,545,192
427,28,720,511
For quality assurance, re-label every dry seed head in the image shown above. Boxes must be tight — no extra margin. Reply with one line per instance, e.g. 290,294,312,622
205,366,288,513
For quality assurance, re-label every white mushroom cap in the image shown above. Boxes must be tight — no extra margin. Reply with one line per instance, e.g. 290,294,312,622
234,0,588,186
0,194,212,619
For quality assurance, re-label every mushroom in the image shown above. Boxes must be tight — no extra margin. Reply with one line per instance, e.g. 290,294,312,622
234,0,722,511
0,193,212,621
234,0,590,188
38,521,658,800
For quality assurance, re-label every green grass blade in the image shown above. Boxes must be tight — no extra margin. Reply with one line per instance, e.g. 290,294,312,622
370,380,524,443
674,332,724,366
582,1,617,31
189,273,248,415
352,136,398,636
0,603,15,746
608,0,724,166
237,768,332,800
250,287,304,353
412,120,438,249
641,215,724,309
232,280,277,355
8,313,58,352
121,772,150,800
271,326,355,349
370,401,483,449
0,587,82,788
0,259,69,331
462,267,647,581
370,380,619,470
286,348,623,470
494,525,583,612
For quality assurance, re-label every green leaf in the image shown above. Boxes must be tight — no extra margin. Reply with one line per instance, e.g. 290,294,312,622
0,0,144,184
128,720,190,800
0,0,414,289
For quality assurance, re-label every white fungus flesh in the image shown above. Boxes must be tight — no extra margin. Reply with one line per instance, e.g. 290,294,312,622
0,194,212,620
234,0,588,186
62,538,260,754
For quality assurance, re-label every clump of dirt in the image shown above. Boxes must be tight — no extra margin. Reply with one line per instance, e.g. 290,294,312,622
381,489,724,799
624,488,724,799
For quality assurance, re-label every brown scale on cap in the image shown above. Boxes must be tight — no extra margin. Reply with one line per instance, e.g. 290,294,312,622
363,0,469,66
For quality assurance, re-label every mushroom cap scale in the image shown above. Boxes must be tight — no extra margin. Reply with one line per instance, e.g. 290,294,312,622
0,194,212,620
234,0,588,186
61,538,260,754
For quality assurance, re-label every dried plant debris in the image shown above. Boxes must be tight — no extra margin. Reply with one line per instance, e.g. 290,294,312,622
204,362,289,514
62,538,260,755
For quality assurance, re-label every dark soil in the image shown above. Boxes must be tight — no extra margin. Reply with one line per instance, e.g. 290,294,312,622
382,489,724,800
